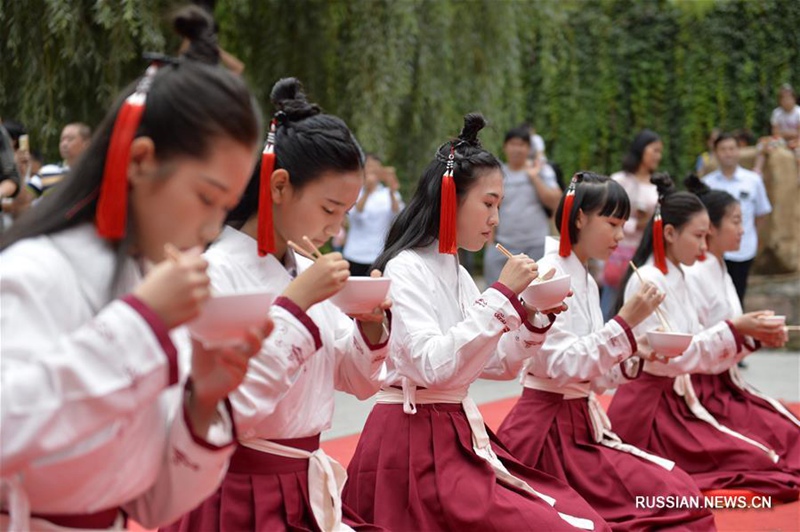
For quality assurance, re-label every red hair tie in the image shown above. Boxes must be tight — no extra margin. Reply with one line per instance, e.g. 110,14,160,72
653,204,668,274
558,176,578,257
438,145,457,254
257,118,278,256
96,65,158,240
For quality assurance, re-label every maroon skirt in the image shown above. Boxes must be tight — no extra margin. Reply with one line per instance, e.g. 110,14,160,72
160,435,383,532
343,402,611,531
608,372,800,502
692,371,800,475
497,387,715,531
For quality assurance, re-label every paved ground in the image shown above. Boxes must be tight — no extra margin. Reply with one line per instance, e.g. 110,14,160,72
324,350,800,440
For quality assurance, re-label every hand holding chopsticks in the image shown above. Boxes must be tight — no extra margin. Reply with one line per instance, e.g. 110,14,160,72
628,261,671,331
494,243,541,295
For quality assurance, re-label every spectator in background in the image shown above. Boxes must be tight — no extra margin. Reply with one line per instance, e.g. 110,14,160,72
771,84,800,148
703,132,772,306
1,120,40,221
734,128,756,148
28,122,91,198
342,153,404,276
483,126,561,285
0,120,22,232
600,129,662,320
695,128,720,176
526,123,547,163
754,84,800,177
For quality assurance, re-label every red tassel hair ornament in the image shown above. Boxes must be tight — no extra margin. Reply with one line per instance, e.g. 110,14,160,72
257,118,278,256
438,144,457,254
558,176,578,257
653,203,668,274
96,65,158,240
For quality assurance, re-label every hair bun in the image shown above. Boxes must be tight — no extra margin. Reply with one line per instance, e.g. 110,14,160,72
173,5,213,40
172,5,219,65
457,113,487,148
683,173,710,196
650,172,676,199
270,78,321,122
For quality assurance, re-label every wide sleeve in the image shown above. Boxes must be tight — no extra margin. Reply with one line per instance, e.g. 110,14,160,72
624,270,743,376
0,249,179,476
529,310,638,387
206,261,324,438
121,384,235,528
480,282,553,381
387,256,543,389
330,305,389,400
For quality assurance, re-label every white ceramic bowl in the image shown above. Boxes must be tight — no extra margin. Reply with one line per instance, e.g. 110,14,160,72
330,277,391,314
759,315,786,326
646,330,693,357
188,291,274,347
520,274,571,311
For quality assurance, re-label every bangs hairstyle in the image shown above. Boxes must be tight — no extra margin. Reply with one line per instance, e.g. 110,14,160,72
554,171,631,245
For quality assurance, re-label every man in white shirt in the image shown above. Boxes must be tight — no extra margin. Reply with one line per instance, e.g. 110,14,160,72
343,154,404,275
483,126,561,285
702,132,772,305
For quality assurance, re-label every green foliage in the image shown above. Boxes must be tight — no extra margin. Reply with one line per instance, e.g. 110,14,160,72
2,0,798,192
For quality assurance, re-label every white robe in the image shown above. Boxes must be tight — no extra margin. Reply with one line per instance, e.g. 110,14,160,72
686,255,799,428
382,242,552,392
686,255,744,332
623,259,745,376
203,226,387,441
524,238,639,391
0,224,234,530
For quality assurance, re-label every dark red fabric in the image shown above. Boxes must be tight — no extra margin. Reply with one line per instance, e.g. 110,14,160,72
497,387,715,531
160,436,382,532
343,402,610,531
692,371,800,475
3,508,120,529
608,372,800,502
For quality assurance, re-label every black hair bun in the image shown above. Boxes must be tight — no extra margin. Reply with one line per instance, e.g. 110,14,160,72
651,172,677,198
173,5,213,39
457,113,487,148
683,173,710,196
270,78,321,122
172,5,219,65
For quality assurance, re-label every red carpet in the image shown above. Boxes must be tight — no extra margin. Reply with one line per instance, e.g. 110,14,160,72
130,396,800,531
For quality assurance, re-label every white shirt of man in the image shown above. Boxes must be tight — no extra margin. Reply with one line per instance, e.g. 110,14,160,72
703,167,772,262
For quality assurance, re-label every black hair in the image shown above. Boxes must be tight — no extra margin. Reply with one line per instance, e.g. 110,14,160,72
713,132,737,151
173,4,220,65
225,77,364,229
554,171,631,246
733,128,755,147
504,125,531,145
621,129,661,174
3,119,26,146
1,59,262,254
684,174,738,228
614,173,706,312
372,113,500,272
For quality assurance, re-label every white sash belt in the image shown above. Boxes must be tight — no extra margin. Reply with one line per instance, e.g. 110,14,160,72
376,384,594,530
673,374,780,463
524,375,675,471
239,439,353,532
728,367,800,429
0,475,30,532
